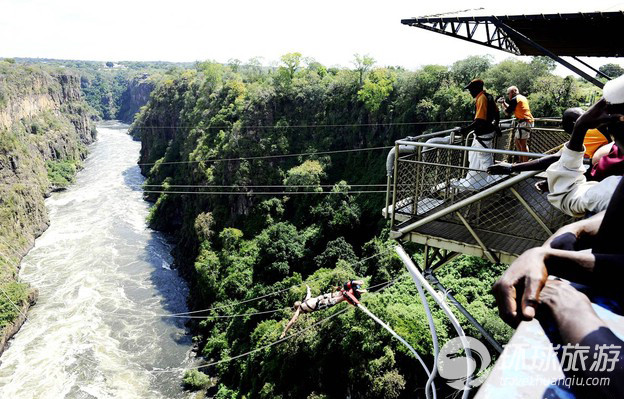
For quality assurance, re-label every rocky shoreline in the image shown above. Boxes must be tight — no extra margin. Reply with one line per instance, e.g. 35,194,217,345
0,289,37,358
0,62,97,354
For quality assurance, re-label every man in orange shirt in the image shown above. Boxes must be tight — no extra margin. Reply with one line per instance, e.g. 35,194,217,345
501,86,534,162
452,79,502,189
459,78,500,141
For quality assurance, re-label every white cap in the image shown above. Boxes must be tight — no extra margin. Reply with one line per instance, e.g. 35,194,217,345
603,74,624,105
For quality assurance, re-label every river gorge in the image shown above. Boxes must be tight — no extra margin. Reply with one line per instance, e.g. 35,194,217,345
0,122,192,398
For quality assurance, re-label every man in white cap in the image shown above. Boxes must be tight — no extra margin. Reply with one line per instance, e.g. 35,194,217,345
545,75,624,216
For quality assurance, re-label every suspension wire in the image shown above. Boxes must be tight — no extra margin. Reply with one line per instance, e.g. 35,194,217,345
131,120,471,131
151,308,350,373
151,274,404,374
137,145,393,166
165,250,392,317
106,275,407,320
105,308,289,320
0,235,24,261
135,182,386,188
141,190,385,195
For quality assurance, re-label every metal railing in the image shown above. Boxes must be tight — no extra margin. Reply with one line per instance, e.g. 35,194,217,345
385,118,574,262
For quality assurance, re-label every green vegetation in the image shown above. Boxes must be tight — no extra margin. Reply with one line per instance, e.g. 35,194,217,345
183,370,212,390
0,281,30,330
133,53,597,398
46,160,79,189
0,60,96,338
12,58,192,121
598,63,624,79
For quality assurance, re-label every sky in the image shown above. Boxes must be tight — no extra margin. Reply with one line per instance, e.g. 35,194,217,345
1,0,623,75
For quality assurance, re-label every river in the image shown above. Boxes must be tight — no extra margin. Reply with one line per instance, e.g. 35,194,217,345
0,121,193,398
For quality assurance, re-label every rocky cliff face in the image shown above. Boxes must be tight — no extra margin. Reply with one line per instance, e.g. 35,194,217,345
0,62,96,350
117,75,154,124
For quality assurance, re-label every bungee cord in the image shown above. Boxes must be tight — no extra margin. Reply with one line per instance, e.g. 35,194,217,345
396,246,471,399
356,303,437,399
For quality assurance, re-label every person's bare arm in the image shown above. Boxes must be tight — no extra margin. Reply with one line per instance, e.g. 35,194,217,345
280,307,302,339
493,213,605,327
538,280,624,397
488,154,562,175
543,211,605,248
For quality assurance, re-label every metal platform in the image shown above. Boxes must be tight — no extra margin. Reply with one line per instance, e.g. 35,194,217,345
384,122,573,266
400,219,541,265
392,175,567,264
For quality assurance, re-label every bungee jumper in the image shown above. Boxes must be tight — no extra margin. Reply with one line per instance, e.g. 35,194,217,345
280,280,366,338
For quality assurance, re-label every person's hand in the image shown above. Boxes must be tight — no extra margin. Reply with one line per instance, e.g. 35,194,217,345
567,99,624,152
487,163,513,175
538,280,603,344
576,98,624,131
492,247,549,327
539,280,592,314
534,180,549,193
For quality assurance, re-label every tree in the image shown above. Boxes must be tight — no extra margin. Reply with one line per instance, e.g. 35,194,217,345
280,52,302,79
254,222,306,283
283,160,325,192
450,55,492,85
484,58,552,97
357,68,396,112
105,61,114,68
598,63,624,79
353,54,375,85
227,58,242,72
314,237,357,269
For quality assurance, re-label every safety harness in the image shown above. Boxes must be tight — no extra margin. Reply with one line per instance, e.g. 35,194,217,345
342,280,362,306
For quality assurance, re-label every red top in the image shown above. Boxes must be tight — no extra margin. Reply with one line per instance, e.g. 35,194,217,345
590,143,624,181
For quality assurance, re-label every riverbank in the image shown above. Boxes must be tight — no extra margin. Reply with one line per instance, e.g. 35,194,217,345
0,122,192,398
0,60,97,355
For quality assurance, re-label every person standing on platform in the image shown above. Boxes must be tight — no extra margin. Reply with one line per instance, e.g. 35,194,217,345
500,85,534,162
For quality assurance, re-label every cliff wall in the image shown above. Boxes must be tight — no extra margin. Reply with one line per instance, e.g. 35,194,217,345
0,61,96,353
117,74,154,124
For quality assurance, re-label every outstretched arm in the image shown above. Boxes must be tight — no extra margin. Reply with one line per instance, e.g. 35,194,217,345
280,307,302,339
488,154,562,175
459,119,491,136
